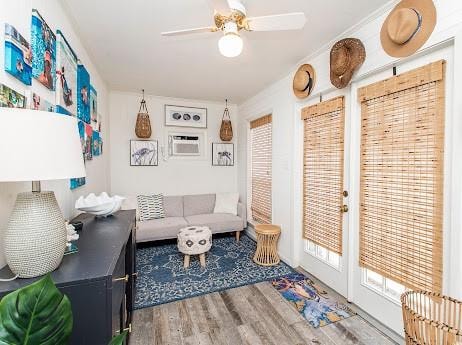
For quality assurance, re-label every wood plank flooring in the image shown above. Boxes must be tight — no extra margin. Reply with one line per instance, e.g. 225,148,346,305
130,281,398,345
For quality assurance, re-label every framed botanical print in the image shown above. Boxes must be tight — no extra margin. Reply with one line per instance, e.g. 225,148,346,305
165,104,207,128
130,140,158,166
212,143,234,166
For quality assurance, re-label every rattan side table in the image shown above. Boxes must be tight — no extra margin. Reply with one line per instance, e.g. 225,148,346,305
253,224,281,266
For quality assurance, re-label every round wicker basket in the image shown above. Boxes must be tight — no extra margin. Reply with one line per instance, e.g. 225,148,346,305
401,291,462,345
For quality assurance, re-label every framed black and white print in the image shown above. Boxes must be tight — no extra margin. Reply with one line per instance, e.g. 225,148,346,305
212,143,234,166
165,104,207,128
130,140,158,166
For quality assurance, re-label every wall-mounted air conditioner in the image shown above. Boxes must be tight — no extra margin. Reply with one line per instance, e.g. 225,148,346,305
168,132,203,157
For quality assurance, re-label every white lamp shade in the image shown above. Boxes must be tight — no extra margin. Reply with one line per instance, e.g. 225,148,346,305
0,109,86,181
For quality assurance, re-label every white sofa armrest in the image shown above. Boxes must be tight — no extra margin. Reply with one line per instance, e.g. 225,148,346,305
237,202,247,229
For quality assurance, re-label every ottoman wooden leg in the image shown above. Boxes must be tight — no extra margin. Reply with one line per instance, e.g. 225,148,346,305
184,255,190,268
236,231,241,242
199,253,206,267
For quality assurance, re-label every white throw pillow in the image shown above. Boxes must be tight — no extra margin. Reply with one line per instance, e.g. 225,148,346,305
214,193,239,215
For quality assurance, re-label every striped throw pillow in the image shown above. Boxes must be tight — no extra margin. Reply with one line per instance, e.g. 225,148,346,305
137,194,166,221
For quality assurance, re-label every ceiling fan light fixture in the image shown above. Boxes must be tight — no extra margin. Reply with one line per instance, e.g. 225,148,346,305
218,32,243,58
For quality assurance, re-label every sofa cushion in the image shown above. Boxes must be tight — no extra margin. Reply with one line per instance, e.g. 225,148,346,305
185,213,243,233
163,195,184,217
137,217,187,242
183,194,216,217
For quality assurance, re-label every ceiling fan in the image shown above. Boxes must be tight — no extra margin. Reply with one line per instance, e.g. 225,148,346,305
161,0,306,58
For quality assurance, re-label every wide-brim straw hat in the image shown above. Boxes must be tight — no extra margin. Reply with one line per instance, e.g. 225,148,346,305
330,38,365,89
381,0,436,58
293,64,316,99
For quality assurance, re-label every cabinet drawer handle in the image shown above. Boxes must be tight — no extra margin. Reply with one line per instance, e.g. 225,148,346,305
132,272,138,278
113,274,129,283
116,323,132,334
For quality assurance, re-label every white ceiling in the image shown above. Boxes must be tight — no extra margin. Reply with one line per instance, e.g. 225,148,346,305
62,0,389,103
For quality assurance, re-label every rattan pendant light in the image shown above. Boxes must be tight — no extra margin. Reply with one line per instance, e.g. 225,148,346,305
220,99,233,141
135,89,152,139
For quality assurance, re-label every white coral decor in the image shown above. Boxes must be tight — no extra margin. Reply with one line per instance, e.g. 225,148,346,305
75,192,125,217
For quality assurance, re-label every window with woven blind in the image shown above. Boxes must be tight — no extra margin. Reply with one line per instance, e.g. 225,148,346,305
358,60,445,292
301,97,345,255
250,115,272,224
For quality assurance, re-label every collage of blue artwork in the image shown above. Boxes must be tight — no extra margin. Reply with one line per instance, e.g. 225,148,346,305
2,9,104,190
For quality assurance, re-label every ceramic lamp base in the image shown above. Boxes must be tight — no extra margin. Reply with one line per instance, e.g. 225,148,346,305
5,191,66,278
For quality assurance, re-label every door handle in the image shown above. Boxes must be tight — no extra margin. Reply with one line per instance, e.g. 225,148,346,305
116,323,132,334
340,205,349,213
113,274,129,283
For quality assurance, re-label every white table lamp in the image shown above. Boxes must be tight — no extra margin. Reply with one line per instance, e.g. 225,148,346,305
0,109,86,278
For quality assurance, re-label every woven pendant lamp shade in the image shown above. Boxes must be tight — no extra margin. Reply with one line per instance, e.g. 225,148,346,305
220,99,233,141
135,89,152,138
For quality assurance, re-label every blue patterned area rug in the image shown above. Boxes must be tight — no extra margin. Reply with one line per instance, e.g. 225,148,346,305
272,273,356,328
135,234,295,309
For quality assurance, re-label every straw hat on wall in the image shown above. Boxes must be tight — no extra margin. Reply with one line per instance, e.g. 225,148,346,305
293,64,316,99
330,38,366,89
381,0,436,58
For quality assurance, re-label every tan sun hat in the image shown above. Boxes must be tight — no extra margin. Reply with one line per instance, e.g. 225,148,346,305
381,0,436,58
293,64,316,99
330,38,366,89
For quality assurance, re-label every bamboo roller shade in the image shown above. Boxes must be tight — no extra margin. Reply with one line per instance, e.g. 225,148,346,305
358,60,445,292
301,96,345,254
250,115,272,224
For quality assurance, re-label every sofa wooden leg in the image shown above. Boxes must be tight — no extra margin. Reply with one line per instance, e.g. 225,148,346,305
184,255,190,268
199,253,206,267
236,231,241,242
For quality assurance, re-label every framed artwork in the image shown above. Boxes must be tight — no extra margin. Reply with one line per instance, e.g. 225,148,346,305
77,64,90,123
130,140,158,166
90,85,98,130
92,131,100,156
165,105,207,128
212,143,234,166
31,9,56,91
0,84,26,108
4,23,32,85
96,113,102,132
29,92,54,112
56,30,77,116
84,123,93,160
70,177,85,190
77,120,85,155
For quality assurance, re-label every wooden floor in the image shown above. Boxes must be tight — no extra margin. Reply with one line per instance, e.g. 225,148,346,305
130,280,398,345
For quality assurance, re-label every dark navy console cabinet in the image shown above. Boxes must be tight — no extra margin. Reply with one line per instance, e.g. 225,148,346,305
0,210,137,345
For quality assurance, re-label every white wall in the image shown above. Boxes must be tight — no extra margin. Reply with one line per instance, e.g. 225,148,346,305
237,0,462,328
0,1,110,268
109,91,238,197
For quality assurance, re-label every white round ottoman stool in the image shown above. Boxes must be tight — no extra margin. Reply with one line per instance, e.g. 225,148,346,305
177,226,212,268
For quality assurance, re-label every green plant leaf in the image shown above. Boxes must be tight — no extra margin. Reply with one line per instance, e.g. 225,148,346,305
108,331,127,345
0,274,73,345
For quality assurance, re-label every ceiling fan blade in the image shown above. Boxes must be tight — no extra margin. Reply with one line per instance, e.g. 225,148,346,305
206,0,230,13
246,12,306,31
161,26,217,37
206,0,245,15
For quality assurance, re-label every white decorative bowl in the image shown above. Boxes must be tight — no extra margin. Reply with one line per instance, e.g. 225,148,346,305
75,193,125,217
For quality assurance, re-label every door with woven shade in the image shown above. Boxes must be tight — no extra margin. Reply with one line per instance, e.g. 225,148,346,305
300,95,349,295
250,115,272,224
349,54,449,335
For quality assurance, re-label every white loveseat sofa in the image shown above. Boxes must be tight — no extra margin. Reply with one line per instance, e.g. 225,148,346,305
123,194,247,243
